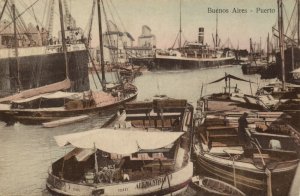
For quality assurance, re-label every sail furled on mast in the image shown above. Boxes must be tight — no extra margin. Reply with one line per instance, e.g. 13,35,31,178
0,79,71,103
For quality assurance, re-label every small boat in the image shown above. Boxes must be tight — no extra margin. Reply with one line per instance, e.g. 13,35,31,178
190,176,246,196
193,108,300,196
46,98,194,195
193,73,300,195
0,90,137,125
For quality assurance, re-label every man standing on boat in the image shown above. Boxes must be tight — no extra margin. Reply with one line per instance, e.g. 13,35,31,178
238,112,249,147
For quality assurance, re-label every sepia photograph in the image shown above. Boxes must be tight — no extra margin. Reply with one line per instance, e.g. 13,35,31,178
0,0,300,195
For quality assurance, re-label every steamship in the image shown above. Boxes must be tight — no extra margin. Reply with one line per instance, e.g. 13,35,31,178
0,2,89,98
155,27,235,69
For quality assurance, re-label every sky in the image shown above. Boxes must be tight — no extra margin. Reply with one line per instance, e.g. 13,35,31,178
1,0,298,50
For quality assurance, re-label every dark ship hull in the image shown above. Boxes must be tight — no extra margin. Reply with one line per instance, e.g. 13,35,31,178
0,48,90,97
261,47,300,83
154,56,234,70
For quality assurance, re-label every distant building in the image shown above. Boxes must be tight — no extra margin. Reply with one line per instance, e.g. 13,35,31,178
138,25,156,48
95,20,134,63
125,25,156,59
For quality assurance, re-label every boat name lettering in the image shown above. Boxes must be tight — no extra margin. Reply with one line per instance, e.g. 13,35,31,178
71,187,80,192
136,177,164,189
118,187,128,192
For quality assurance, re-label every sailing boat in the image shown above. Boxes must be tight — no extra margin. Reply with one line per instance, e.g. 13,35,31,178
155,2,234,70
193,68,300,196
261,0,300,84
0,0,137,125
241,38,268,75
254,0,300,129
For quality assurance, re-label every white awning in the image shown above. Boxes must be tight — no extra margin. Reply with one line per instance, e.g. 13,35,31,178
292,68,300,73
0,79,71,103
12,91,84,104
55,129,184,155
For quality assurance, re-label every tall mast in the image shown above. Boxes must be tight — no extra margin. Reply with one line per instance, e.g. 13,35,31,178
58,0,69,80
298,0,300,47
267,33,270,64
0,0,8,23
259,36,262,58
250,38,253,61
216,13,218,48
179,0,182,49
97,0,106,91
12,4,21,90
278,0,285,90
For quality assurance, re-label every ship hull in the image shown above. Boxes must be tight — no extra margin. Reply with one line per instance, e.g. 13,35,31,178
0,49,90,97
154,55,234,70
46,162,193,196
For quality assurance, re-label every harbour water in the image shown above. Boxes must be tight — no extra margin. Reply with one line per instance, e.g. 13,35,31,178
0,65,272,195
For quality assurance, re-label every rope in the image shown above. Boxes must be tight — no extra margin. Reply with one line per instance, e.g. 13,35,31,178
284,1,297,36
101,0,117,64
171,32,180,49
265,168,272,196
198,156,264,190
0,0,41,34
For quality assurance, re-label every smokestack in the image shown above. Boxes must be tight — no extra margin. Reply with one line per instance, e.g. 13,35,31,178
198,27,204,44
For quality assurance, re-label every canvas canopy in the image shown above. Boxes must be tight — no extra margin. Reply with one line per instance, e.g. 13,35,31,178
292,68,300,73
208,74,253,84
55,129,184,155
0,79,71,103
12,91,83,104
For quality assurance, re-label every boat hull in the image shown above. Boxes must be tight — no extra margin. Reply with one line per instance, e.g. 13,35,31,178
46,162,193,196
0,93,137,125
154,55,234,70
193,152,298,196
0,48,90,97
241,64,266,75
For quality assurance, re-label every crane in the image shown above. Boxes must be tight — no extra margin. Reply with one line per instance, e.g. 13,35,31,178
45,0,55,39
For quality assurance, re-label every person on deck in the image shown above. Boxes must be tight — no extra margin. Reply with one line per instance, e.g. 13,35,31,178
238,112,249,147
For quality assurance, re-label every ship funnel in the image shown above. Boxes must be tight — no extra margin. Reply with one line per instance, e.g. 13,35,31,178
198,27,204,44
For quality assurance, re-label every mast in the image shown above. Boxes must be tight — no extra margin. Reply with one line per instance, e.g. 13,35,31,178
250,38,253,61
58,0,69,80
298,0,300,47
0,0,8,23
179,0,182,49
12,4,21,90
97,0,106,91
278,0,285,90
267,33,270,64
215,13,218,48
259,36,262,58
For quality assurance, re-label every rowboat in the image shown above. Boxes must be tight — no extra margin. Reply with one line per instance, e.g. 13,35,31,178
190,176,246,196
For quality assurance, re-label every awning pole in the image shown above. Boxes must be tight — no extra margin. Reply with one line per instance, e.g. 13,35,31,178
94,143,98,173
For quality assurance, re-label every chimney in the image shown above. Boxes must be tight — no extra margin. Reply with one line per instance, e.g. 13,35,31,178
198,27,204,44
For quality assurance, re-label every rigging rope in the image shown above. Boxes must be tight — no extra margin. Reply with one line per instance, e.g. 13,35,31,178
0,0,41,34
109,0,127,33
101,0,117,64
284,1,297,38
171,32,180,49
